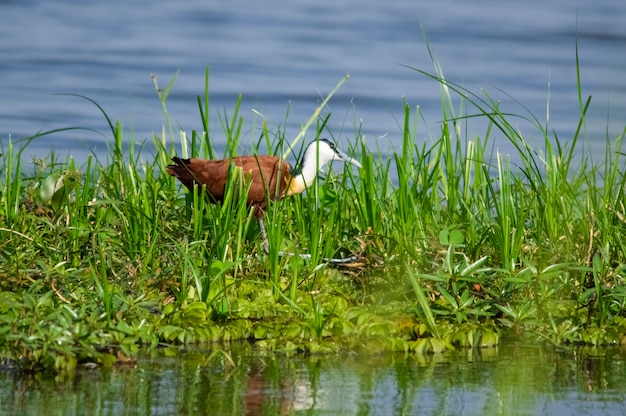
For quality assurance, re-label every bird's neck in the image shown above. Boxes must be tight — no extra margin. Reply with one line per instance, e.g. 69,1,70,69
286,156,320,196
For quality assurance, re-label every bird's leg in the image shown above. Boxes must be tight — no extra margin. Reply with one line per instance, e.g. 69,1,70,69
259,216,360,265
259,216,298,259
258,217,270,254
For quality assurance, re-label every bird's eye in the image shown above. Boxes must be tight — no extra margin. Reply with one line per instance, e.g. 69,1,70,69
320,138,336,150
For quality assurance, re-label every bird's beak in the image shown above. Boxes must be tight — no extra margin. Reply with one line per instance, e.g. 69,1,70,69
335,148,362,169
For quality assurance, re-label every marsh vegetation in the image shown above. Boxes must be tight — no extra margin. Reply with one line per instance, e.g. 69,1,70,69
1,63,626,375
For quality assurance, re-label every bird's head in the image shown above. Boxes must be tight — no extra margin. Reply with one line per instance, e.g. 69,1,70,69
286,139,362,194
302,139,362,170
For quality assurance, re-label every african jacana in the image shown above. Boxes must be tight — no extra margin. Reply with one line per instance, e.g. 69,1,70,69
167,139,362,257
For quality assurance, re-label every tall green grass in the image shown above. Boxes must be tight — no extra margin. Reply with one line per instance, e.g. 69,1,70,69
2,54,626,372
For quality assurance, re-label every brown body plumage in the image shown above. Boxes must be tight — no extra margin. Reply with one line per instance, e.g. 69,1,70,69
166,155,302,218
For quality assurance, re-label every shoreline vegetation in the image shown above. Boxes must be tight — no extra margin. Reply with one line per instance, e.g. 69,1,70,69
2,61,626,375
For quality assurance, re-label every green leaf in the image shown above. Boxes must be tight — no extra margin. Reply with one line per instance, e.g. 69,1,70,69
40,170,81,211
439,229,464,245
41,173,62,202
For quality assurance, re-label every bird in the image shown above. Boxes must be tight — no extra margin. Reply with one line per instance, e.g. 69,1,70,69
166,139,362,259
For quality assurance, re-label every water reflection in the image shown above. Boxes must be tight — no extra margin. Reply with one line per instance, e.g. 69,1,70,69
2,338,626,415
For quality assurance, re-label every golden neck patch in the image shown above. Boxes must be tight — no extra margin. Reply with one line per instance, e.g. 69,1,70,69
284,175,306,196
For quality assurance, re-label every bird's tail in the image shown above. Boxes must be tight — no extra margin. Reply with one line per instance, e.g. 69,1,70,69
166,157,197,190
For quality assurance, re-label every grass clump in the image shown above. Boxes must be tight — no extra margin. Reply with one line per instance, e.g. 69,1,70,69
2,59,626,375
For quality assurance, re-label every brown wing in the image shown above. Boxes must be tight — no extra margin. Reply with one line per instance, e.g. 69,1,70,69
167,155,292,211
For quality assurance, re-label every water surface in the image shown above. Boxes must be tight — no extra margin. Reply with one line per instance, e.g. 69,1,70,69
1,0,625,163
2,338,626,415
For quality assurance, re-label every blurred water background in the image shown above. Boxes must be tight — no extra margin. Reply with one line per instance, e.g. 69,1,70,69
1,0,625,163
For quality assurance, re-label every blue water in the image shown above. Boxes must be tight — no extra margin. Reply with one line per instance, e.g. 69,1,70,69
1,0,626,162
